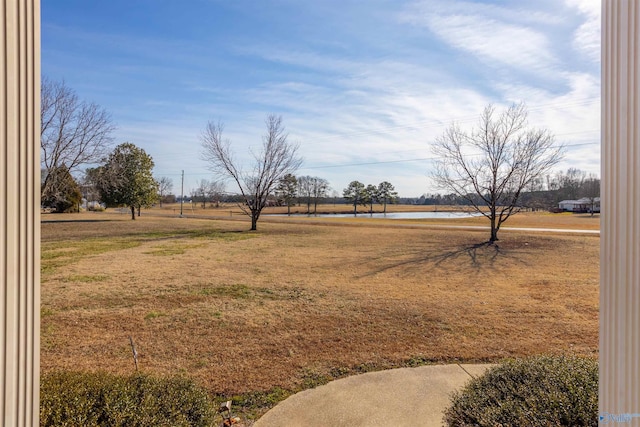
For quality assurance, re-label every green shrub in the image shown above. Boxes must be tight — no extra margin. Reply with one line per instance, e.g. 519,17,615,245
444,355,598,427
40,371,216,427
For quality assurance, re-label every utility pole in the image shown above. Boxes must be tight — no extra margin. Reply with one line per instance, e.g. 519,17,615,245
180,170,184,217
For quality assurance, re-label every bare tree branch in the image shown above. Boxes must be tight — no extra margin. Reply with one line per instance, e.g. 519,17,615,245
432,103,564,242
41,77,115,205
200,115,303,230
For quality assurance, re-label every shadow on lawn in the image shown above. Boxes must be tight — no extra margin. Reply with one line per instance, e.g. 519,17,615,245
357,241,528,278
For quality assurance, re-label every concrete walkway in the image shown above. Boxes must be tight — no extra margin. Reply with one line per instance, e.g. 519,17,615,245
253,364,492,427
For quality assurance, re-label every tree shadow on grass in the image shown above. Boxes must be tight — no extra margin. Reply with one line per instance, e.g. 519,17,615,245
356,241,528,278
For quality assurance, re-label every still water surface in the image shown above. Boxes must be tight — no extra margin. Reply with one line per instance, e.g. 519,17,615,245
272,211,483,219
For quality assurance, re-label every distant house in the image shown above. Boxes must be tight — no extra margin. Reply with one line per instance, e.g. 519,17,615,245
558,197,600,213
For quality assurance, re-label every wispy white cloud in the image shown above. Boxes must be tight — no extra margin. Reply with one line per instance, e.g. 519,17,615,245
402,0,565,27
400,0,559,78
565,0,600,62
43,0,601,196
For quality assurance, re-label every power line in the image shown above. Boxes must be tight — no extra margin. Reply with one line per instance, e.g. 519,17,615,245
154,138,600,177
302,141,600,170
304,157,436,169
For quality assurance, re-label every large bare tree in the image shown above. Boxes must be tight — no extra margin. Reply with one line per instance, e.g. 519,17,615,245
41,77,115,204
200,115,302,230
432,103,564,242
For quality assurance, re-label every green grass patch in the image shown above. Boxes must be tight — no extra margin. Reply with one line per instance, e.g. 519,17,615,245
40,325,58,351
198,284,253,299
61,274,110,283
225,387,294,422
41,239,141,276
135,229,255,242
41,228,255,275
41,307,56,317
195,284,295,301
145,311,167,320
144,243,205,256
195,285,315,303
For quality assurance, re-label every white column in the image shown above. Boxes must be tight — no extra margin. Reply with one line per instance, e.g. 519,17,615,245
1,0,41,426
601,0,640,415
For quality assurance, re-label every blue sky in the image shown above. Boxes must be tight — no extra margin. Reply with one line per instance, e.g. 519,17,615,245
42,0,600,197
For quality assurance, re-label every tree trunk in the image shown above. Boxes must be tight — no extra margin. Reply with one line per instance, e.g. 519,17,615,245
353,202,357,216
287,204,291,216
130,205,135,220
250,210,258,230
137,206,141,217
489,215,498,242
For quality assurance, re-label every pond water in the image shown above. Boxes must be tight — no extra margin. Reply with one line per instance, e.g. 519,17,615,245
271,211,483,219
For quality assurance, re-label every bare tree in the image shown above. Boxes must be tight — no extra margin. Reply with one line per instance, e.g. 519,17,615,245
200,115,302,230
157,177,173,207
82,168,103,207
582,173,600,216
195,179,209,208
297,175,314,213
432,103,564,242
297,175,329,214
41,77,115,203
311,177,330,214
557,167,587,201
205,180,225,208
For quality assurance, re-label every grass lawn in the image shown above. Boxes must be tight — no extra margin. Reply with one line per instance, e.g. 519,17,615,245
40,209,599,419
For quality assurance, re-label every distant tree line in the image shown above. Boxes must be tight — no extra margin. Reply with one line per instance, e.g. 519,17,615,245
342,180,398,215
274,174,331,215
39,77,167,218
407,168,599,211
190,179,225,208
520,168,600,211
40,81,595,239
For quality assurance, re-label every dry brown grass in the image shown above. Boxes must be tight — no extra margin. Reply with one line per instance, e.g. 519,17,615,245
152,202,601,231
41,211,598,400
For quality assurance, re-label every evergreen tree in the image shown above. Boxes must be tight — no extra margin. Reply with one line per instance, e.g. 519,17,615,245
97,143,158,220
343,181,366,216
41,165,82,213
276,174,298,215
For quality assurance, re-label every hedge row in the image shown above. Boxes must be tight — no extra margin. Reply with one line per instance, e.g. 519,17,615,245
40,371,216,427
